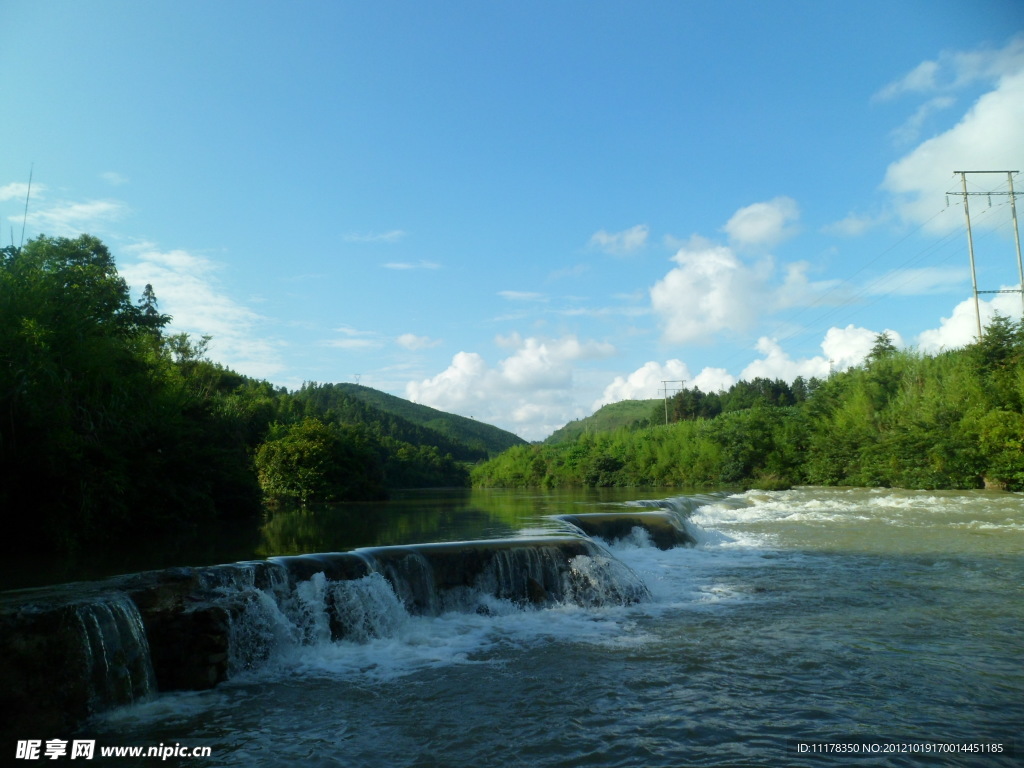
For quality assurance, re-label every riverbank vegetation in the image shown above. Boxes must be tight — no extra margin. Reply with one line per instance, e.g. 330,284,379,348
473,324,1024,492
5,234,1021,556
0,235,514,554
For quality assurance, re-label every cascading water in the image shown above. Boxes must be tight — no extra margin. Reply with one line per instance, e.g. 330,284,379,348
217,537,651,675
1,513,673,745
322,572,408,642
0,589,157,738
11,488,1018,767
626,491,746,545
74,594,157,711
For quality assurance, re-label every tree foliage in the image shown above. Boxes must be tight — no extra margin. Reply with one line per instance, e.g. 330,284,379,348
255,418,387,503
0,236,270,551
0,235,471,556
8,232,1024,558
474,318,1024,492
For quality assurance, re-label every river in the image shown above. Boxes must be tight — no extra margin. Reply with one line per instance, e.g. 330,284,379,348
78,487,1021,766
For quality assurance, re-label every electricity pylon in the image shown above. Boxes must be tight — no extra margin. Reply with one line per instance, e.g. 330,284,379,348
949,170,1024,339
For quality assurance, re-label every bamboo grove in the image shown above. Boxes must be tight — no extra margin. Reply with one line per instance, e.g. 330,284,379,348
472,325,1024,492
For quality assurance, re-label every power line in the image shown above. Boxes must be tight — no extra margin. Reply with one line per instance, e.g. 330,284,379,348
19,164,33,251
949,170,1023,339
772,202,1006,344
709,195,1014,378
660,380,684,425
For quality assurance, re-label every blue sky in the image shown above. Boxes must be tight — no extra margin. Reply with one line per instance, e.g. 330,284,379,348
3,1,1024,440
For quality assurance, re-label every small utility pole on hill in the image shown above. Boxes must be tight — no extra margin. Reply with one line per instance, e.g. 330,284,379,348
950,170,1024,340
660,380,684,426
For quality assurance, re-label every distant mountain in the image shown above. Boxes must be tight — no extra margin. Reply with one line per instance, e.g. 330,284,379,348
315,383,527,458
544,399,659,444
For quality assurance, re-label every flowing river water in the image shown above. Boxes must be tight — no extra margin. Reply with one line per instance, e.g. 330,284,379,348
77,487,1021,767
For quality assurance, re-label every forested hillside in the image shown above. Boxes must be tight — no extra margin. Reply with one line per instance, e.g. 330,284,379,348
324,383,525,457
473,326,1024,492
8,234,1022,557
290,382,488,462
0,236,483,554
545,399,659,444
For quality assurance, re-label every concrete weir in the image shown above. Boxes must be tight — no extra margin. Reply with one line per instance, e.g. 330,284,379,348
0,535,650,740
556,511,697,550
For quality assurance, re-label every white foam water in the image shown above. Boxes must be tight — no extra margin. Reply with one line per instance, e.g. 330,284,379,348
86,488,1023,767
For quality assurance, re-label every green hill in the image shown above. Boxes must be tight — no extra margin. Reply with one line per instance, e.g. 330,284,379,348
545,399,659,444
321,383,527,458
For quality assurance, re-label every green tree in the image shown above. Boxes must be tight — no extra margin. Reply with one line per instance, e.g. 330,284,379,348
255,418,387,503
0,235,266,552
1,236,172,546
866,331,898,363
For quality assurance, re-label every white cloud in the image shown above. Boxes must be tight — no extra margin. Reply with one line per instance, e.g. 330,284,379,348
345,230,406,243
324,337,382,350
916,289,1023,353
558,304,650,319
650,203,872,349
691,367,736,393
597,323,912,417
120,245,285,379
499,335,616,389
883,72,1024,232
740,337,831,382
881,38,1024,233
547,263,589,281
875,60,942,101
0,181,45,202
499,290,547,302
594,359,692,408
821,324,903,370
776,261,844,309
738,325,904,383
950,35,1024,87
875,35,1024,101
324,325,384,349
382,260,440,270
594,359,737,409
722,197,799,249
589,224,649,255
822,211,888,237
22,199,128,237
100,171,129,186
864,266,967,296
397,333,441,350
650,236,770,344
889,96,955,145
406,334,616,440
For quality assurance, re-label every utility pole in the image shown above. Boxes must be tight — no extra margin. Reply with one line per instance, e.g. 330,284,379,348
950,170,1023,339
660,380,684,426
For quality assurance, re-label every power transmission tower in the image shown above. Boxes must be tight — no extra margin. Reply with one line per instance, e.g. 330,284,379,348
949,170,1024,339
660,380,685,425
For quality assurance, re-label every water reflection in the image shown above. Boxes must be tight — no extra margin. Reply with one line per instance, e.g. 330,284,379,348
256,487,660,556
2,488,676,590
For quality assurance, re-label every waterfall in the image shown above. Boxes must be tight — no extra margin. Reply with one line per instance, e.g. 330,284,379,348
219,537,651,673
624,491,750,545
0,589,156,739
326,572,409,642
1,509,704,738
74,594,157,710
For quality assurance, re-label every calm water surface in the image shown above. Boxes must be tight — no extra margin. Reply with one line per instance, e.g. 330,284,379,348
2,489,649,589
84,487,1022,767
